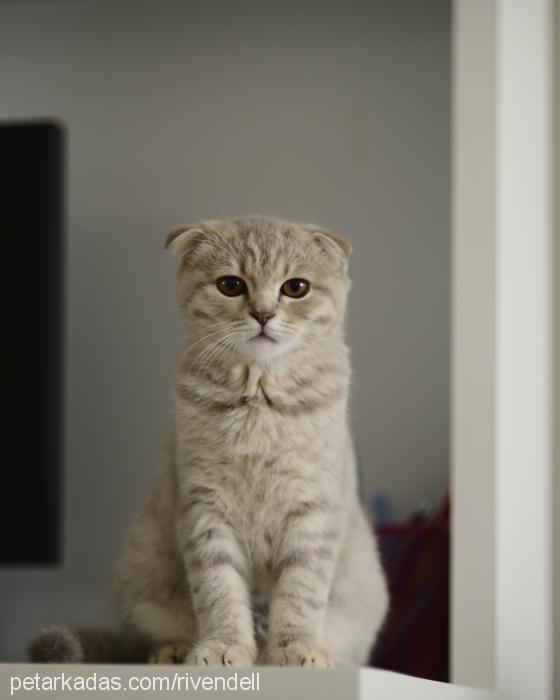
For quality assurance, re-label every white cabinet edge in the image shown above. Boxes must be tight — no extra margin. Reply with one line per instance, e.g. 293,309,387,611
360,668,498,699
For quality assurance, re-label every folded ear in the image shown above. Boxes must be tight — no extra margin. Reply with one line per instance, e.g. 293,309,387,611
164,224,205,259
303,225,353,268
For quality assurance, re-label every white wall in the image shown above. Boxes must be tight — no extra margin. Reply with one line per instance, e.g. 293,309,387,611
0,0,450,659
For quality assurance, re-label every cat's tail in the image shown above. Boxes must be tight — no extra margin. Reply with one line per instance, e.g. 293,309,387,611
28,626,150,663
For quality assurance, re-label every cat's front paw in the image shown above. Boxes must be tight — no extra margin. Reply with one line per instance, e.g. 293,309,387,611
265,642,331,668
186,642,255,667
149,643,191,664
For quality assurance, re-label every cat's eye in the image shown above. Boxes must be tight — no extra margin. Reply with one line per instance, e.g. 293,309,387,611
281,278,310,299
216,276,247,297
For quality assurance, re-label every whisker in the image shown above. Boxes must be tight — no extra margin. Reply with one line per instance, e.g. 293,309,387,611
187,325,244,370
186,334,233,373
185,323,244,357
198,337,237,377
192,331,243,379
219,208,234,232
191,319,245,331
274,321,298,335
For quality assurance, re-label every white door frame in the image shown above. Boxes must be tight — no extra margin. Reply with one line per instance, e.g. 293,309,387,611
452,1,555,698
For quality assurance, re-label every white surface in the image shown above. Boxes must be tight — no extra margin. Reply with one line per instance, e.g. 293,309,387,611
495,1,554,699
452,1,556,695
0,665,498,700
0,0,450,661
451,0,496,688
360,668,497,700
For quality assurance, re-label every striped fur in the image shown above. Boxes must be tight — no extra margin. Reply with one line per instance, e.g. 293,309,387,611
113,217,388,667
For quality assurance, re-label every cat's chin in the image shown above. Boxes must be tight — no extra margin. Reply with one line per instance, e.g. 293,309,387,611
238,335,299,364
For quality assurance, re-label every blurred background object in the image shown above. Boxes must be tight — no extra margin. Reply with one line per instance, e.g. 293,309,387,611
0,0,450,663
372,496,450,682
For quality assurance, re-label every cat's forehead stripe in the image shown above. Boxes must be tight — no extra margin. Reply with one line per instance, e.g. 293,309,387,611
221,224,302,279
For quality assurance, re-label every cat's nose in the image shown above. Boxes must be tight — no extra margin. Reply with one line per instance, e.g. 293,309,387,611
250,310,276,327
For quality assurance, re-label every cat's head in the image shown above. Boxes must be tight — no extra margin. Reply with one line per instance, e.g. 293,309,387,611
166,216,351,365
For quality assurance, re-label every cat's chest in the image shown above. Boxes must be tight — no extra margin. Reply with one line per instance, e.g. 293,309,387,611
198,363,301,455
230,467,290,590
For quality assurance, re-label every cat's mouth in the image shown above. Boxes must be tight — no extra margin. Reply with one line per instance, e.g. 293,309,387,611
251,330,276,342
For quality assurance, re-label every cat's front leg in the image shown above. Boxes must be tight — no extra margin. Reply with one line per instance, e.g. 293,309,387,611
177,493,256,667
265,503,339,668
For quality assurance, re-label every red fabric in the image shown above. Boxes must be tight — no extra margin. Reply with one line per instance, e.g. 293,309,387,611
370,498,450,682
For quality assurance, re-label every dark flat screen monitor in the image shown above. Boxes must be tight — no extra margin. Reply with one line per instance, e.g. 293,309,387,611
1,121,64,565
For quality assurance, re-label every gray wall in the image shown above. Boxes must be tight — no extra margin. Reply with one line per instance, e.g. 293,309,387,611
555,0,560,694
0,0,450,659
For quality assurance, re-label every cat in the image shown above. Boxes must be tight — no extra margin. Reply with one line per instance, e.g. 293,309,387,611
29,216,388,667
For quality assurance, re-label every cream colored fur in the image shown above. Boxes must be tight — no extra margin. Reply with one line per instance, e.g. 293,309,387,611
112,216,388,667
